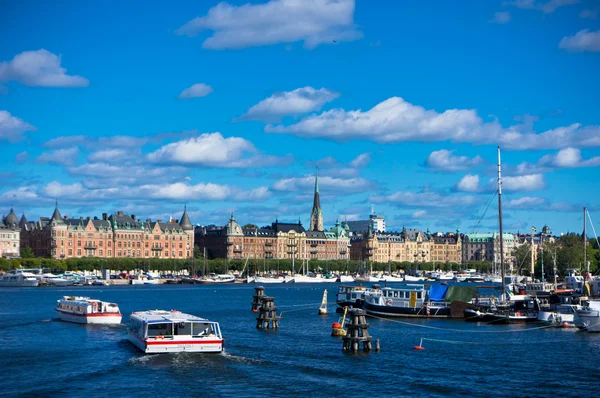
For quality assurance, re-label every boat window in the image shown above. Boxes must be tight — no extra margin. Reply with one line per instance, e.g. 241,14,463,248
393,291,399,298
193,322,215,337
417,292,422,299
147,323,170,337
175,321,192,335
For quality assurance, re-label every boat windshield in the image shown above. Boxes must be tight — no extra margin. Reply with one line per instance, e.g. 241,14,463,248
146,321,218,338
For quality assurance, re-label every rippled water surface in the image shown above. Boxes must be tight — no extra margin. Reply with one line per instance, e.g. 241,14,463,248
1,284,598,397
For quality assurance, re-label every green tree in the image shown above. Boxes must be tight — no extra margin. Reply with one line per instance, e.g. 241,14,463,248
20,246,35,258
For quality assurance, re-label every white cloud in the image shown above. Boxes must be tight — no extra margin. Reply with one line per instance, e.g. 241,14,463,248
0,186,40,204
14,151,28,163
503,0,579,14
411,210,430,219
514,147,600,173
273,175,373,194
506,196,547,209
35,147,79,166
147,132,291,168
349,153,372,168
266,96,600,150
176,0,362,49
490,11,512,24
88,149,134,163
38,180,270,203
0,110,36,142
43,135,88,148
178,83,213,99
240,87,339,122
426,149,484,172
0,49,89,87
559,29,600,52
455,174,481,192
370,190,480,208
497,174,546,192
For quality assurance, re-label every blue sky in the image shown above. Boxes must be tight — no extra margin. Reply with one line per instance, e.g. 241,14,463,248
1,0,599,235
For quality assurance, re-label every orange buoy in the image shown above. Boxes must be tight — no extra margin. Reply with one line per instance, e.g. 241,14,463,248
413,345,426,351
332,322,342,329
252,309,259,313
562,322,569,328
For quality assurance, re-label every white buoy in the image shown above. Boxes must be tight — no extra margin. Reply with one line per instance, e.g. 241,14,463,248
318,289,328,315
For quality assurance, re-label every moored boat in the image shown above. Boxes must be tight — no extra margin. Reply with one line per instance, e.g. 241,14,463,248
0,271,39,287
127,310,223,354
574,300,600,331
198,274,235,284
336,285,369,309
56,296,122,324
363,284,451,318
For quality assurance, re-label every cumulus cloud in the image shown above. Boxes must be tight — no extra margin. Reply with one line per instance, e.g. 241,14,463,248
176,0,362,49
14,151,28,163
497,174,546,192
426,150,484,172
88,149,134,163
39,180,270,202
178,83,213,99
349,153,372,168
0,49,88,87
266,96,600,150
147,132,292,168
272,175,373,194
240,87,339,122
0,110,37,142
559,29,600,52
490,11,512,24
454,174,481,192
514,147,600,174
506,196,547,209
503,0,579,14
35,147,79,166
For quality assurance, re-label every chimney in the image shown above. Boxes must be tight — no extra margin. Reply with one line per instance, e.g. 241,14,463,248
64,215,69,220
102,213,108,220
94,216,98,220
146,218,151,223
131,214,136,221
117,211,124,216
157,219,162,223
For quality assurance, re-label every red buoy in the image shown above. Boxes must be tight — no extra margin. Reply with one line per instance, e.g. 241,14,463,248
562,322,569,328
413,345,426,351
332,322,342,329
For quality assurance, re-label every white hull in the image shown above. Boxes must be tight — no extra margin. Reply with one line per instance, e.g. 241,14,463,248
128,331,223,354
57,310,122,325
339,275,355,283
254,276,285,284
293,275,338,283
380,275,405,282
403,275,425,282
0,280,39,287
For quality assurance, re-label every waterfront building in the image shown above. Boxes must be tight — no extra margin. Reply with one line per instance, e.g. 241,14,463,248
195,215,350,262
462,232,519,269
1,208,20,258
20,204,194,259
345,212,386,235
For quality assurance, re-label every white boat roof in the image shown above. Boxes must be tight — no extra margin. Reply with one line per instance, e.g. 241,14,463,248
58,296,115,305
130,310,214,324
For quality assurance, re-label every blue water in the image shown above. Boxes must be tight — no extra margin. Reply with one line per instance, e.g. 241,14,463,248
1,284,599,397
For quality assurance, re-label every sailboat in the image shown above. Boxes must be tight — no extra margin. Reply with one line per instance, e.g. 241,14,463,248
463,148,539,324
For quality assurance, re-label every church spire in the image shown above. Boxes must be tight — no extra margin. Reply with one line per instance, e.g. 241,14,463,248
309,167,323,231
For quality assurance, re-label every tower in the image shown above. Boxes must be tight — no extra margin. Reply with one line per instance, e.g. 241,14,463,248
309,168,323,231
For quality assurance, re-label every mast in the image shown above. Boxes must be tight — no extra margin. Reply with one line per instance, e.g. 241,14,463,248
584,207,588,275
497,147,506,300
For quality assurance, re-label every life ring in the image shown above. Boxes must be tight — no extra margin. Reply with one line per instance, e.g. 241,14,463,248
154,335,164,340
515,311,521,317
385,299,393,305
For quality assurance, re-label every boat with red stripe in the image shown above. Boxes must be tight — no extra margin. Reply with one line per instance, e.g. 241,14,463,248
56,296,122,325
127,309,223,354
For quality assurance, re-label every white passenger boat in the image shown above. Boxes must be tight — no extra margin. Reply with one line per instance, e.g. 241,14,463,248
56,296,122,324
574,300,600,332
127,310,223,354
0,271,39,287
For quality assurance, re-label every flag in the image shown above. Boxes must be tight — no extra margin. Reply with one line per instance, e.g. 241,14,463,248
532,226,536,232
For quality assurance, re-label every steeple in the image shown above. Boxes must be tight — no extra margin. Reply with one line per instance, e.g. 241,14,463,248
179,205,193,231
50,201,65,225
309,167,323,231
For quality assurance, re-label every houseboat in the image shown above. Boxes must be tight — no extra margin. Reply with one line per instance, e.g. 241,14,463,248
336,285,369,309
55,296,122,324
127,310,223,354
363,284,450,318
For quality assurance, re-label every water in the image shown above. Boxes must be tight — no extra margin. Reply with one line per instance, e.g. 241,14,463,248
1,284,599,397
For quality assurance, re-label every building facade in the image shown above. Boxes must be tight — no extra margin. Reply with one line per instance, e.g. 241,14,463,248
462,232,519,270
1,208,20,258
20,205,194,259
195,215,351,262
350,227,462,264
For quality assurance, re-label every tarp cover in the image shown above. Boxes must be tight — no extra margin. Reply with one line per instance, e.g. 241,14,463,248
429,284,449,301
444,286,477,303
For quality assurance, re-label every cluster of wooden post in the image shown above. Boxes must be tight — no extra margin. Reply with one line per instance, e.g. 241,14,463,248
342,309,373,352
251,286,265,312
256,296,279,329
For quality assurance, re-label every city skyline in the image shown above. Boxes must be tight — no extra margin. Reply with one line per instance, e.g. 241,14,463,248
1,0,599,236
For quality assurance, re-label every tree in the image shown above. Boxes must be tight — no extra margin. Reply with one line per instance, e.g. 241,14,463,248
20,246,35,258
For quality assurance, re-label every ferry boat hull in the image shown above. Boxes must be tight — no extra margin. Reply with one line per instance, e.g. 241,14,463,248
127,331,223,354
56,310,122,324
364,302,450,318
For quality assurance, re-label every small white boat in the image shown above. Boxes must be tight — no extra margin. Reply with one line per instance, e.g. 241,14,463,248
0,271,39,287
574,300,600,332
254,275,285,284
44,274,72,286
293,274,338,283
338,275,354,283
127,310,223,354
56,296,122,324
198,274,235,284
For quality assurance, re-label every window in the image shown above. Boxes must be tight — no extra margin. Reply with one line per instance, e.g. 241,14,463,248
179,243,182,249
99,241,103,247
77,240,81,246
77,249,81,256
137,242,140,248
99,249,103,256
108,250,112,256
68,233,72,238
108,242,112,247
179,251,183,257
68,249,72,255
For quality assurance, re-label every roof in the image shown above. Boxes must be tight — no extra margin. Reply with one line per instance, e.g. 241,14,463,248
271,221,305,233
130,310,213,324
179,206,193,231
3,208,18,227
346,220,371,233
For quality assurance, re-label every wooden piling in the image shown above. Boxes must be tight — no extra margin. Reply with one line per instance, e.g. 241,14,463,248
342,309,373,352
256,296,279,329
251,286,265,312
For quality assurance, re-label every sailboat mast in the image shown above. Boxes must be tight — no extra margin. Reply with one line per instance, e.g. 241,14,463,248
584,207,587,275
497,147,506,299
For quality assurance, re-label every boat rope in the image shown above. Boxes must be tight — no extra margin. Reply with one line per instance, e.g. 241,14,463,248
470,190,497,234
366,313,557,333
420,337,512,345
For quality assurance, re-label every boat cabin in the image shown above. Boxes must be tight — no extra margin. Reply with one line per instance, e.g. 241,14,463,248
129,310,222,340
